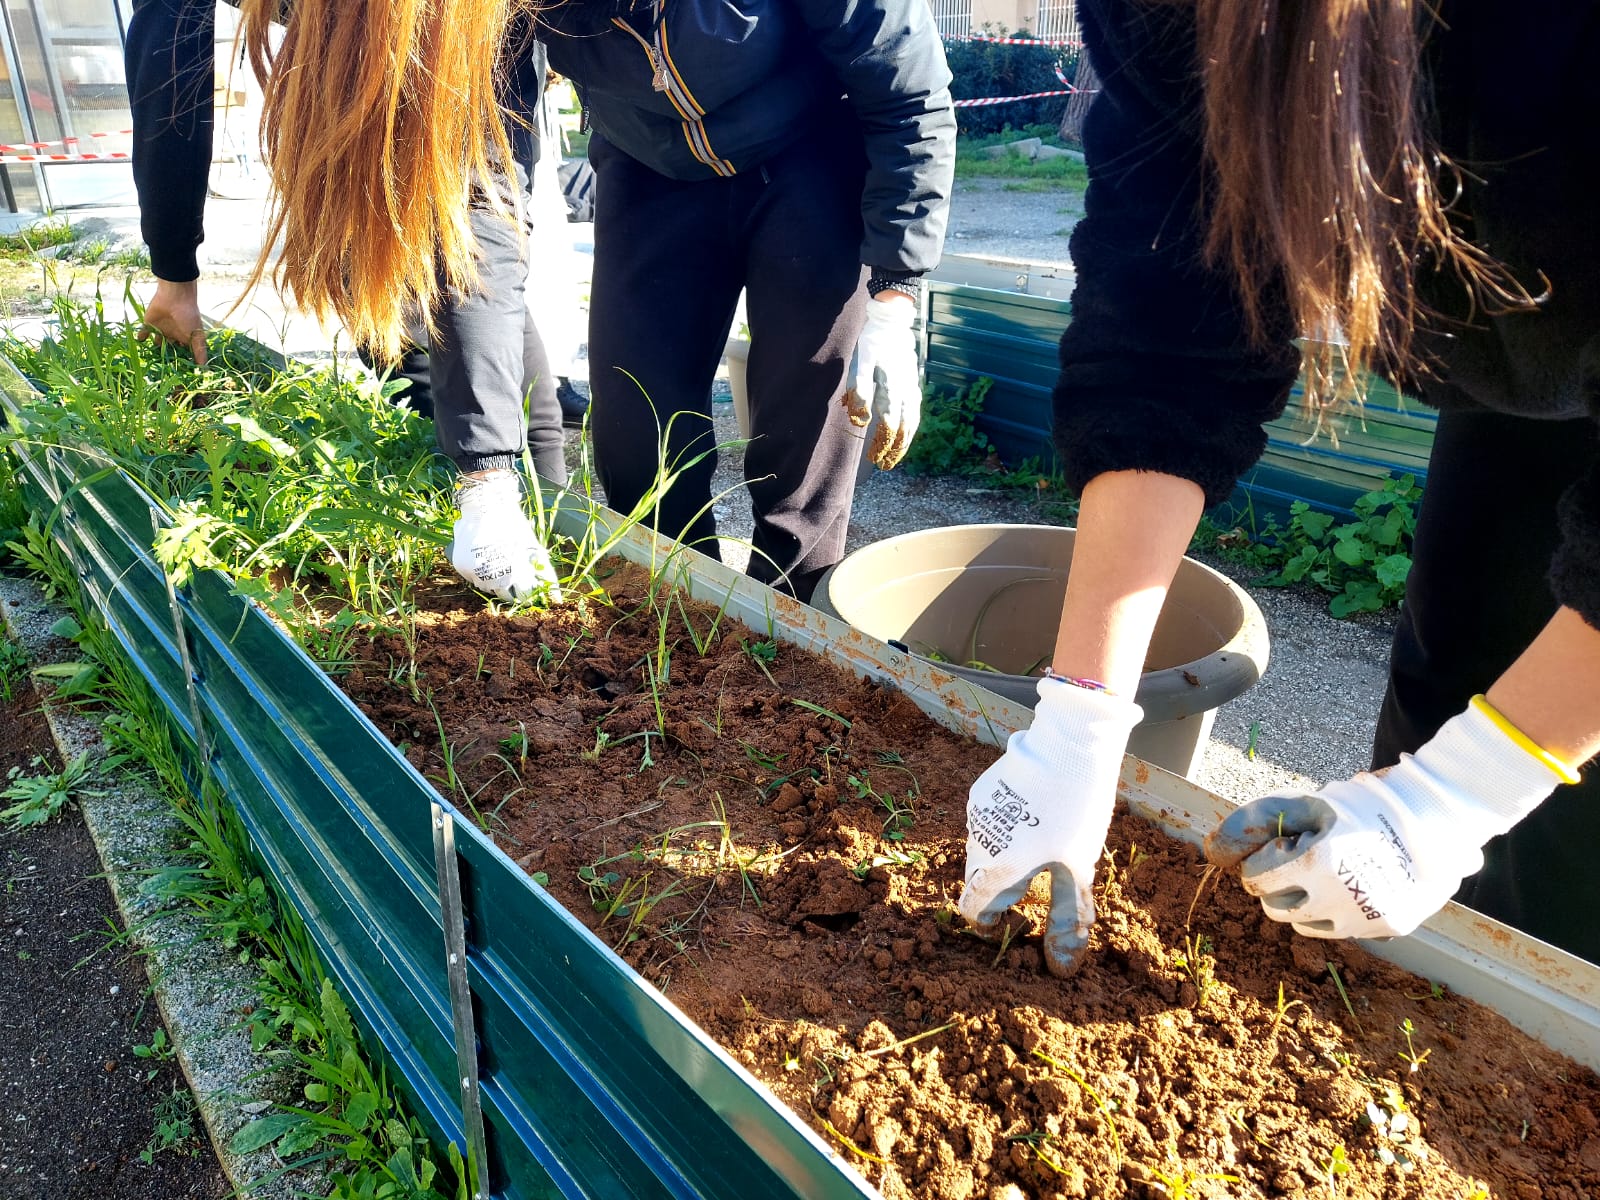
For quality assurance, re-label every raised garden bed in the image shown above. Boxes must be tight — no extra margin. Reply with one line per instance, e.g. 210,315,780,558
5,308,1600,1200
336,560,1600,1200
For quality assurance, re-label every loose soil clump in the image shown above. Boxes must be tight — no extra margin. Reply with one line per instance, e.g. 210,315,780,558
338,563,1600,1200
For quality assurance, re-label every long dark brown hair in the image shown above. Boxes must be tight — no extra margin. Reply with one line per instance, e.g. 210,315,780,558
1193,0,1535,400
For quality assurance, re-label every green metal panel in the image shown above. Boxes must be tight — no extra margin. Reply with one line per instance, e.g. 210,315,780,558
0,353,879,1200
922,277,1437,519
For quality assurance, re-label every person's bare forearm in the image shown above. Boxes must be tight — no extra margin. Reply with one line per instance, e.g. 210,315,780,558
1485,606,1600,768
1052,470,1206,697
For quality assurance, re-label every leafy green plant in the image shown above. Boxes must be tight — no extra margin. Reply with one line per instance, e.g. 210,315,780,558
0,219,77,258
0,638,28,702
133,1026,177,1082
1397,1017,1432,1073
903,376,994,476
0,751,98,827
1224,476,1421,616
140,1086,200,1163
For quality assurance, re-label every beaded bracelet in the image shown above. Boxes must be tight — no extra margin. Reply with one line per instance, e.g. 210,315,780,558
1043,668,1116,697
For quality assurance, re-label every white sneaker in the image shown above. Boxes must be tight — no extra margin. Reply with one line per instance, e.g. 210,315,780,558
448,470,562,603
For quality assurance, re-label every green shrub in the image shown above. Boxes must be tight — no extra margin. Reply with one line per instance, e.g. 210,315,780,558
1203,475,1422,617
904,377,994,476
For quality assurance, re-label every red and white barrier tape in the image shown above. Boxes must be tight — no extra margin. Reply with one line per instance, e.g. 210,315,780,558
0,128,133,154
954,88,1087,108
946,33,1084,49
0,150,131,163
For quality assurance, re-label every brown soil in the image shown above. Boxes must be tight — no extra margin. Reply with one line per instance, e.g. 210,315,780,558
338,562,1600,1200
0,674,229,1199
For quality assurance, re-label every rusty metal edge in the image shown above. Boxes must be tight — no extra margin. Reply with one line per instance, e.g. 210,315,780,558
551,497,1600,1076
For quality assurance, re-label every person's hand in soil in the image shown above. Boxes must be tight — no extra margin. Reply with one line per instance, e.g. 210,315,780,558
1204,695,1576,940
135,277,208,365
960,677,1143,975
449,469,563,603
848,291,920,469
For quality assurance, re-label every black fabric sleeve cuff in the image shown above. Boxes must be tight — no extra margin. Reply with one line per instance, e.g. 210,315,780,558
1549,469,1600,632
148,246,201,285
1052,390,1276,510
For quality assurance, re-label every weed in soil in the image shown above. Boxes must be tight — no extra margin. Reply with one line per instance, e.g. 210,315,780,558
337,561,1600,1200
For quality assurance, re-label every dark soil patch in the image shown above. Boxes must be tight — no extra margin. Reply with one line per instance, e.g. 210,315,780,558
338,562,1600,1200
0,675,229,1200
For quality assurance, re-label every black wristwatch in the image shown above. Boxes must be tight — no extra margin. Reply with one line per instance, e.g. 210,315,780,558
867,273,923,303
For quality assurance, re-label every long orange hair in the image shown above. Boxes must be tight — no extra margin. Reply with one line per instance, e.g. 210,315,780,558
238,0,527,360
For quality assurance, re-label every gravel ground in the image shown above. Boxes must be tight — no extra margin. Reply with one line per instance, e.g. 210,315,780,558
943,177,1081,266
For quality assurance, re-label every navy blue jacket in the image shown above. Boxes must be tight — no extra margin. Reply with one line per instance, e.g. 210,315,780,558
539,0,955,276
1056,0,1600,625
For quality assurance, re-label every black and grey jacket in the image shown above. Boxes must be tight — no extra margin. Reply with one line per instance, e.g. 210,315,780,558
1056,0,1600,626
539,0,956,277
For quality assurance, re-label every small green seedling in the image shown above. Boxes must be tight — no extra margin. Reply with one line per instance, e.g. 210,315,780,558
1361,1084,1430,1173
140,1086,199,1163
1148,1165,1242,1199
791,697,852,729
1403,980,1447,1002
500,724,529,762
1397,1018,1431,1073
0,640,30,702
1322,1144,1351,1193
133,1027,176,1081
740,636,779,685
1270,980,1309,1041
853,848,924,879
1030,1049,1122,1168
1173,934,1217,1009
1246,720,1261,761
580,729,612,762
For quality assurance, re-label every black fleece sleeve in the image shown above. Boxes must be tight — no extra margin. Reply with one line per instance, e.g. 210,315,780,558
1052,0,1300,507
125,0,216,282
1547,338,1600,630
796,0,956,276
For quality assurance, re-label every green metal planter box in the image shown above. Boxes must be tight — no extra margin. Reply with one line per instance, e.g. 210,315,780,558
922,263,1438,523
4,347,1596,1200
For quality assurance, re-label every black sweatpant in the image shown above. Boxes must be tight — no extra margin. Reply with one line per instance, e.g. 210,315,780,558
1372,401,1600,964
366,41,567,485
585,116,872,601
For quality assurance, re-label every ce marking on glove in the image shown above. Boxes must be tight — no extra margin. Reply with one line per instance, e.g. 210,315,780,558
971,780,1041,859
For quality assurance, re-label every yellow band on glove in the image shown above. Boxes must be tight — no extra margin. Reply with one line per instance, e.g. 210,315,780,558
1469,695,1582,786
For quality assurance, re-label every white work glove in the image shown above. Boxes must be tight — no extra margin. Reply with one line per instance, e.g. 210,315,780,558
448,469,562,603
847,294,921,470
1204,697,1575,940
961,678,1143,976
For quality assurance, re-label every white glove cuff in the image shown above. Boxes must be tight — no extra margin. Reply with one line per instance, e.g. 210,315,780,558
862,295,915,332
1025,677,1143,765
1391,699,1571,845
